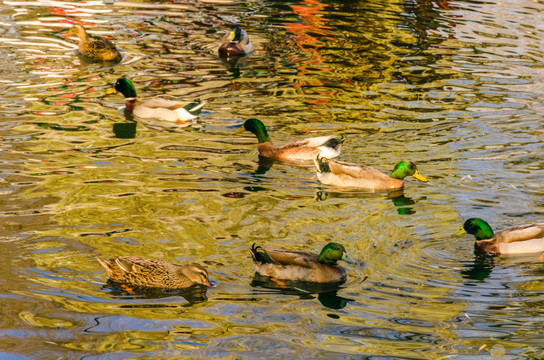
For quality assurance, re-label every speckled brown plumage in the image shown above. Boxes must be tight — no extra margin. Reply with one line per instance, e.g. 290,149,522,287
66,24,122,62
97,256,211,290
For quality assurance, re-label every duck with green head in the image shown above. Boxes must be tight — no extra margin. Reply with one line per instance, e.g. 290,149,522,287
97,256,212,290
454,218,544,255
236,118,344,161
314,157,427,191
249,242,356,283
218,24,253,56
64,24,122,62
111,78,206,125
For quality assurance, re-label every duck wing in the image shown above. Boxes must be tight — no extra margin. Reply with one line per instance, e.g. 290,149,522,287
287,135,343,149
88,37,118,51
139,97,195,111
496,224,544,243
326,159,390,180
263,249,319,268
238,29,253,53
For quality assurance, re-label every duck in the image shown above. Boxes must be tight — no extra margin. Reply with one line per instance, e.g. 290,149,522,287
314,157,427,191
454,218,544,255
249,242,356,283
236,118,344,161
111,78,206,125
97,256,212,290
218,25,254,56
64,24,122,62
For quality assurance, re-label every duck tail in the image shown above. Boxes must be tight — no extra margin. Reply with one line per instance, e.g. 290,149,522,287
314,155,330,174
186,99,207,115
324,134,345,150
249,243,274,264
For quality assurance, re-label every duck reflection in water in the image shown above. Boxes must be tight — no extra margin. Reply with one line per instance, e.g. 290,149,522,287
219,54,245,79
103,280,209,305
113,121,137,139
315,188,417,215
250,273,354,310
254,155,318,175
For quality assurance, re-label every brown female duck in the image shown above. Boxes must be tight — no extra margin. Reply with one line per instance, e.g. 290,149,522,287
65,24,122,62
97,256,212,290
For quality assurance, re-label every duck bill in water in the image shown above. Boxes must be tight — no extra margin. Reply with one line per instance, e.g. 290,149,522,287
412,170,427,182
342,252,357,265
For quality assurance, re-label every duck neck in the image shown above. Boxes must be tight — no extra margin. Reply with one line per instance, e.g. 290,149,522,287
252,126,271,144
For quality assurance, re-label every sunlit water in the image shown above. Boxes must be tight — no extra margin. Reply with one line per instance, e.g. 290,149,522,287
0,0,543,358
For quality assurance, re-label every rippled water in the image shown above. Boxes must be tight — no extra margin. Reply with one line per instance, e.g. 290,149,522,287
0,0,544,358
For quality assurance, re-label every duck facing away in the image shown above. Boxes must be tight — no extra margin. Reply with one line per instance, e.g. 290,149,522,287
236,118,344,161
65,24,122,62
314,157,427,191
249,242,356,283
455,218,544,255
97,256,212,290
112,78,206,124
218,25,253,56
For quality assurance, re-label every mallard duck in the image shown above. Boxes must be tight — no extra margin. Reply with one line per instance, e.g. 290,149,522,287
218,25,254,56
97,256,212,290
314,157,427,191
111,78,206,124
454,218,544,255
249,242,356,283
236,118,344,161
64,24,122,62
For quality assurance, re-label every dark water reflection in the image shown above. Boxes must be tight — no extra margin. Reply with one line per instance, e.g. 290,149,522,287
0,0,544,358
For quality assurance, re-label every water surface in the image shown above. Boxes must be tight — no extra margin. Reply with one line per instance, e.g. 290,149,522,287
0,0,544,358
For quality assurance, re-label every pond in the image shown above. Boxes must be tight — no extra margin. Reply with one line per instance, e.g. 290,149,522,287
0,0,544,358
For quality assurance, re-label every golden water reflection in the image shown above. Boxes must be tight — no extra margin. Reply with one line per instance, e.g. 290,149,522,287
0,0,544,358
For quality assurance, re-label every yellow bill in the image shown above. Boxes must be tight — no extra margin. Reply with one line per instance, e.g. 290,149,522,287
413,170,427,182
453,228,466,236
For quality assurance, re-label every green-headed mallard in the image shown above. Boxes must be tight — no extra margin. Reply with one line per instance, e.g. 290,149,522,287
249,242,356,283
111,78,206,124
236,118,344,161
65,24,122,62
218,25,253,56
454,218,544,255
97,256,212,290
314,157,427,191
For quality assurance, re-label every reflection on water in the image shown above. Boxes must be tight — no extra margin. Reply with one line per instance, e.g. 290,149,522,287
1,0,544,357
103,280,209,305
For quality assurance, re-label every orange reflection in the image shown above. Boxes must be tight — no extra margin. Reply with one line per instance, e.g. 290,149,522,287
284,0,334,108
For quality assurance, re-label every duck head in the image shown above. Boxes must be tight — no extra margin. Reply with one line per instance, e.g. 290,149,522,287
318,243,356,265
390,161,427,182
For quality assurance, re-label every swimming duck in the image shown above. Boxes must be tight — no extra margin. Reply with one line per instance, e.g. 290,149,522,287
97,256,212,290
249,242,356,283
64,24,122,62
111,78,206,124
314,157,427,191
218,25,254,56
454,218,544,255
236,118,344,161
